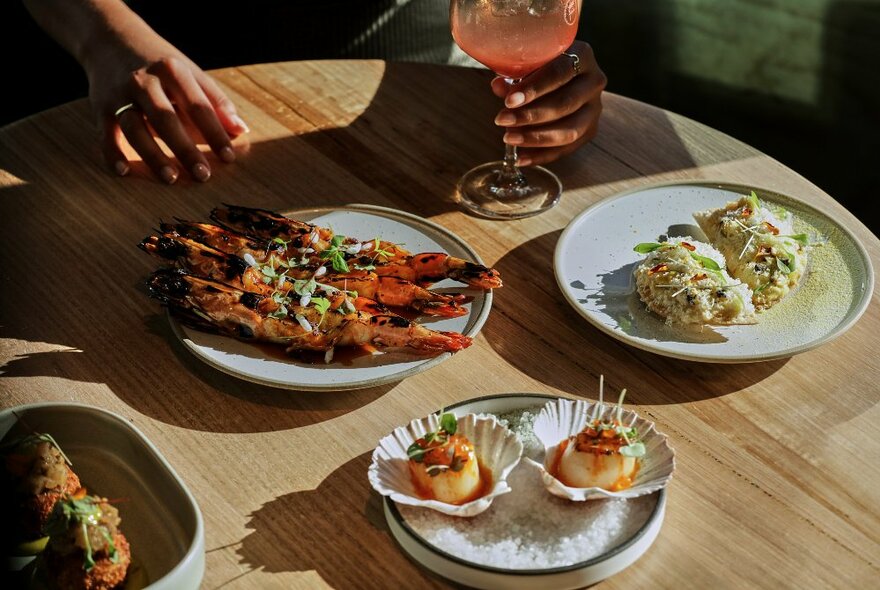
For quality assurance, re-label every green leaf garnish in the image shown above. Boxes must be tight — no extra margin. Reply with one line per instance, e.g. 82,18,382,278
407,441,426,462
785,234,810,246
272,237,290,247
46,495,106,571
633,242,664,254
619,442,646,458
690,253,722,271
311,297,331,315
440,413,457,435
777,257,792,274
268,304,288,320
293,278,317,296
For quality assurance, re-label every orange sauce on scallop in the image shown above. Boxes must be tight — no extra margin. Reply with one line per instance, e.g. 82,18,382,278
550,433,640,492
409,461,493,505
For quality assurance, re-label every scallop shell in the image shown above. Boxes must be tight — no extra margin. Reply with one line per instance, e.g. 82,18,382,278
368,413,523,517
524,398,675,501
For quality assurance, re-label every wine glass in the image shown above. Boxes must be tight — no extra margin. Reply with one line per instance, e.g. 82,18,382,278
450,0,579,219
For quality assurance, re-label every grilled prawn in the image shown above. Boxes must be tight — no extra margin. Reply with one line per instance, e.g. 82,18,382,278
208,205,502,289
367,253,502,289
139,233,468,317
211,204,410,263
147,270,472,353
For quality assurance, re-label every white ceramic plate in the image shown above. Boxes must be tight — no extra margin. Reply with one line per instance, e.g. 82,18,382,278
554,182,874,363
383,394,666,589
170,204,493,390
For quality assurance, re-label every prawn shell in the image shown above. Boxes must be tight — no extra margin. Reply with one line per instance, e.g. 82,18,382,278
368,413,523,517
526,398,676,501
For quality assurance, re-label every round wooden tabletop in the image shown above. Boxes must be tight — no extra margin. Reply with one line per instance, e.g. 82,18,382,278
1,60,877,589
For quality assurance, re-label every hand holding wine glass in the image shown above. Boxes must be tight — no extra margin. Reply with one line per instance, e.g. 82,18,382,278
451,0,605,219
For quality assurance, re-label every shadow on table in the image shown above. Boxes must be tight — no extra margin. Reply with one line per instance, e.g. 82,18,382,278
232,452,448,589
0,61,735,431
480,230,788,404
0,269,393,433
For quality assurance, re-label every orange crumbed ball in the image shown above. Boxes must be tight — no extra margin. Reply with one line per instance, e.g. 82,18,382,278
1,433,81,542
44,493,132,590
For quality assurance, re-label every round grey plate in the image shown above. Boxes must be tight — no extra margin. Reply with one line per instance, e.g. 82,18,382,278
383,394,666,589
170,205,493,391
554,182,874,363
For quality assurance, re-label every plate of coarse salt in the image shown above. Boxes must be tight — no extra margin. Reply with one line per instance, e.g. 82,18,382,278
382,394,666,590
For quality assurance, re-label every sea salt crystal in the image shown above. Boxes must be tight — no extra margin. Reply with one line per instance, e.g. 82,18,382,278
397,407,657,570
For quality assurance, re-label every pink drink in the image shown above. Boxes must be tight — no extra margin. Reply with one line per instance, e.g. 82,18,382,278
451,1,579,79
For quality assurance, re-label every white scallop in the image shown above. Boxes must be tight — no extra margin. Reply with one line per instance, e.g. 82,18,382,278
524,398,675,501
368,413,523,517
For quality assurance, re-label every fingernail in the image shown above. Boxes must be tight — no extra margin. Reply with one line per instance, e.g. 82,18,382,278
160,166,178,184
495,112,516,126
230,114,250,134
114,161,129,176
192,163,211,182
504,132,524,145
220,146,236,163
506,92,526,108
517,156,532,167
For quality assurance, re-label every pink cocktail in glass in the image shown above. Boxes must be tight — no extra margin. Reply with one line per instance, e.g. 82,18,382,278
451,0,579,219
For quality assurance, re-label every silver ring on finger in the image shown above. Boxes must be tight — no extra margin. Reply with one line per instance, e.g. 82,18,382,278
562,52,581,75
114,103,139,119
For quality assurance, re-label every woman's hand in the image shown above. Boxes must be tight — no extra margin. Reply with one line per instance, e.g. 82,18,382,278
490,40,606,167
83,22,248,183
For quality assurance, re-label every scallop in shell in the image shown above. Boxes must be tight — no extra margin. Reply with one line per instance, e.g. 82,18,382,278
524,397,675,501
368,412,523,517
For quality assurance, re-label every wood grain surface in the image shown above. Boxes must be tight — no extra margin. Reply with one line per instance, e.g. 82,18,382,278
1,60,877,589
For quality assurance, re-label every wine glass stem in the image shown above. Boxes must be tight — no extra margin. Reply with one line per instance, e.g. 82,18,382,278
499,78,526,188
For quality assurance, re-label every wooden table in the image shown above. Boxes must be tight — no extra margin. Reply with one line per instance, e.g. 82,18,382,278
1,60,877,589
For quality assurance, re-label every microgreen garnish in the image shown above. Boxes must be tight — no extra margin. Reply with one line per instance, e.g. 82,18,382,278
776,257,792,275
46,495,106,571
272,237,290,247
370,238,399,261
585,376,645,458
311,297,331,315
293,278,317,296
320,235,350,273
746,190,761,211
406,411,460,473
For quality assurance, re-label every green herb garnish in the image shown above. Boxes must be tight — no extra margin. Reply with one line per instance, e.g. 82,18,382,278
776,257,792,275
311,297,331,315
320,235,350,273
784,233,810,246
690,253,722,271
46,495,106,571
633,242,664,254
406,411,458,468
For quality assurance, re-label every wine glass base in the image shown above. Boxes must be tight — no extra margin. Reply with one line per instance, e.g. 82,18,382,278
456,162,562,220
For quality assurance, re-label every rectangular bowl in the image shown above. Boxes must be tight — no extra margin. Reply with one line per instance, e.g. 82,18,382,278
1,403,204,589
